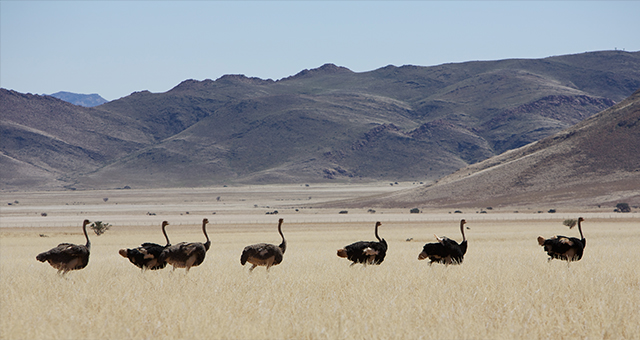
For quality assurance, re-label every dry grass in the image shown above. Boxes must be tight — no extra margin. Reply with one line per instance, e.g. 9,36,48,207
1,218,639,340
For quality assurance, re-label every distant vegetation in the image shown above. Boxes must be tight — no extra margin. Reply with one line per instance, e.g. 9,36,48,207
90,221,111,236
615,203,631,212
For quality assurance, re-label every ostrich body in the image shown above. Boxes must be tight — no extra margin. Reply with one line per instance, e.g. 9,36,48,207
36,219,91,274
418,219,468,265
337,221,387,266
161,218,211,271
241,218,286,271
119,221,171,270
538,217,586,262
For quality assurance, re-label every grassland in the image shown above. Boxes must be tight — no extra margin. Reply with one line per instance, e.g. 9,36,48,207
1,186,639,339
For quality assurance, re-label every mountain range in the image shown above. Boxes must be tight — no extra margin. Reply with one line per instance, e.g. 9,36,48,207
1,50,639,195
48,91,108,107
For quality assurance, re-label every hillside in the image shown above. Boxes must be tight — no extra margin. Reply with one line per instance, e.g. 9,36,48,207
0,90,154,190
343,89,640,209
1,50,639,191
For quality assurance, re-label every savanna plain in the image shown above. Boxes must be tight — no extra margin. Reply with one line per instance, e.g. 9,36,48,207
1,184,639,340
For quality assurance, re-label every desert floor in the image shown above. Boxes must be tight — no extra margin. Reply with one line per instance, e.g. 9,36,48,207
1,184,639,339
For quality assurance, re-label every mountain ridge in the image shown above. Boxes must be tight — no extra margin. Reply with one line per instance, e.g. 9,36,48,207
48,91,108,107
1,50,639,195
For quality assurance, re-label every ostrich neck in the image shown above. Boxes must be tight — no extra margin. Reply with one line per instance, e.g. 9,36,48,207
375,223,381,242
278,221,286,253
83,222,91,249
162,224,170,246
202,221,210,249
578,220,584,240
460,221,466,243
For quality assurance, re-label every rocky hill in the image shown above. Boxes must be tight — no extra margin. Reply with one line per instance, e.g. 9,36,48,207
1,50,639,192
344,89,640,209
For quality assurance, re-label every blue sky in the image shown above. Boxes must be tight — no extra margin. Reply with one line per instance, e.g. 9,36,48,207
2,1,639,101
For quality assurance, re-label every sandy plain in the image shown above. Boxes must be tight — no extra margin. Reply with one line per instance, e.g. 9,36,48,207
1,183,639,340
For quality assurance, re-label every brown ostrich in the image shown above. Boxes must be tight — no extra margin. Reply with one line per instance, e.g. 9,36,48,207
538,217,586,263
36,219,92,275
119,221,171,270
241,218,286,271
418,219,468,265
337,221,387,266
160,218,211,272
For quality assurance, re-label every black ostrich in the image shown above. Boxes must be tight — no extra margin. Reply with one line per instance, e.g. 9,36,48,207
161,218,211,272
538,217,586,262
36,219,91,275
418,219,468,265
337,221,387,266
241,218,286,271
119,221,171,270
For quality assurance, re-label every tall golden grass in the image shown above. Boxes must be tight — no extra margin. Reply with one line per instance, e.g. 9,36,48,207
1,219,639,339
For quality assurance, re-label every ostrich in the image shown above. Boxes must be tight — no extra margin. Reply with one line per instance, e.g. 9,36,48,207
418,219,468,265
160,218,211,272
119,221,171,270
241,218,286,271
36,219,91,275
538,217,586,262
337,221,387,266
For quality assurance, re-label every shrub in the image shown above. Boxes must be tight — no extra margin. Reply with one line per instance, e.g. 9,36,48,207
90,221,111,236
615,203,631,213
563,219,577,228
410,208,420,214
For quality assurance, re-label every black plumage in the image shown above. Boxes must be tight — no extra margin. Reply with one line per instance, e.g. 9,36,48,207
337,221,387,266
418,219,468,265
241,218,286,271
161,218,211,272
36,219,92,275
538,217,586,262
119,221,171,270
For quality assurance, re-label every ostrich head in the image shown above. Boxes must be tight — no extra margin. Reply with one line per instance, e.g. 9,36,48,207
537,236,546,246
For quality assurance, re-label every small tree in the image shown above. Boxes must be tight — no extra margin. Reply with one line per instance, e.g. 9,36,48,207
90,221,111,236
563,219,577,228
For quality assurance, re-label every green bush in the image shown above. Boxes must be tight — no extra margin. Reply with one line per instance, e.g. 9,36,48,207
563,219,577,228
90,221,111,236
